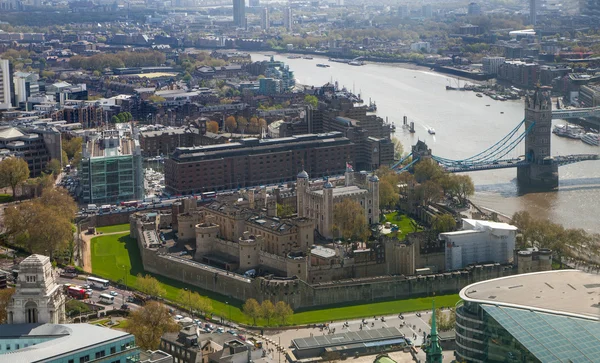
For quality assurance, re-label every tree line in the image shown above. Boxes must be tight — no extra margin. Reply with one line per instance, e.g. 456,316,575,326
224,116,268,134
511,211,600,267
69,50,166,72
243,298,294,326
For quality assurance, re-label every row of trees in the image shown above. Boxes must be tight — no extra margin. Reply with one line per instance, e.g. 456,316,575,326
511,211,600,267
243,298,294,326
69,50,166,72
224,116,267,134
110,112,133,124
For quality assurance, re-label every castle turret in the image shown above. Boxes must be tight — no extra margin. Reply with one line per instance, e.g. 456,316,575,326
296,170,309,218
194,215,219,260
239,231,260,270
517,88,558,189
344,162,354,187
322,179,334,239
368,174,380,225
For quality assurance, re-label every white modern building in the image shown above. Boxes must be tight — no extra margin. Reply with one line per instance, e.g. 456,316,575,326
0,59,12,110
439,219,517,271
482,57,506,75
410,41,431,52
6,254,66,324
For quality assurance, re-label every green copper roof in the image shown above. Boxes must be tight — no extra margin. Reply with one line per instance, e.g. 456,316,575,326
425,300,443,363
373,354,397,363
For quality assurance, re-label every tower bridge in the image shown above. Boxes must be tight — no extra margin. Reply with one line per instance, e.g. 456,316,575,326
552,107,600,120
392,89,599,189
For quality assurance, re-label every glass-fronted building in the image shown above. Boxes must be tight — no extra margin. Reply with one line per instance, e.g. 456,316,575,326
455,270,600,363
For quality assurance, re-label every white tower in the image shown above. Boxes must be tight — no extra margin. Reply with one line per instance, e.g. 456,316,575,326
7,254,66,324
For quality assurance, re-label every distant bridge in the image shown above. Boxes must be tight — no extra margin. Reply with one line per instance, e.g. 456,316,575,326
552,107,600,120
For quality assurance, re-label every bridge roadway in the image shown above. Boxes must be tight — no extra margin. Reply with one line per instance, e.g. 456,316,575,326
552,107,600,120
440,154,599,173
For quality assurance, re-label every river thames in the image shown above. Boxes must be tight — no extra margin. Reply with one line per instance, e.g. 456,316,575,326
249,53,600,233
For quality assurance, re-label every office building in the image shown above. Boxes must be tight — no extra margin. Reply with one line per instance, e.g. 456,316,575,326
0,59,11,110
164,132,352,195
13,71,40,109
283,7,293,32
530,0,537,24
258,77,280,95
579,84,600,107
422,4,432,18
439,219,517,271
232,0,246,28
0,125,62,177
467,2,481,15
455,270,600,362
410,41,431,52
0,323,141,362
6,254,65,324
398,4,409,18
249,0,259,6
80,125,143,204
261,7,270,30
481,57,506,75
138,124,228,157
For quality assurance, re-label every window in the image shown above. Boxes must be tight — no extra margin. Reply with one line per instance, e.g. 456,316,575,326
110,347,116,354
68,360,74,363
95,351,105,359
6,344,10,351
26,275,36,283
80,355,90,363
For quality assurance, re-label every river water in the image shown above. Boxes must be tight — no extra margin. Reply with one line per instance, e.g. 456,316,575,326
248,53,600,233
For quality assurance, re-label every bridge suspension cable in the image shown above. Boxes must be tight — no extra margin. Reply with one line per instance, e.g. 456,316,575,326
432,122,535,167
390,152,413,170
433,119,525,164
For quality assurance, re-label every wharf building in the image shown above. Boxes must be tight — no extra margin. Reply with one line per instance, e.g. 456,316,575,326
0,124,62,177
80,125,143,205
455,270,600,362
138,122,229,157
164,132,352,195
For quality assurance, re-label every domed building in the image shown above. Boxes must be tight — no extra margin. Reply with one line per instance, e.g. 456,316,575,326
296,166,379,239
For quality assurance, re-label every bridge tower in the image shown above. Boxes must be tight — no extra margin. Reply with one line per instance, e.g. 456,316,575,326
517,88,558,189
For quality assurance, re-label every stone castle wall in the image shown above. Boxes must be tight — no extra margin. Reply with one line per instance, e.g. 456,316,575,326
212,238,241,259
258,251,287,274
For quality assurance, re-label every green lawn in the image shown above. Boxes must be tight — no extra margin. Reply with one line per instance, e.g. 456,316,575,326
383,211,422,240
95,224,130,234
91,232,459,326
0,194,13,203
291,294,460,325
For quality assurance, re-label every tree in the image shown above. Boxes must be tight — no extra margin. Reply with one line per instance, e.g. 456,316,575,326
454,175,474,205
148,95,166,103
413,159,444,183
258,118,267,132
248,117,260,133
225,116,237,132
0,157,30,198
277,203,295,218
391,136,404,160
416,180,443,205
207,120,219,133
111,115,120,124
242,298,262,325
189,292,212,316
304,94,318,108
275,301,293,325
126,301,179,350
261,300,275,325
236,116,249,133
3,188,76,258
333,198,370,241
62,137,83,161
137,274,166,298
47,159,62,176
379,179,399,209
432,214,456,233
0,288,15,323
428,308,456,332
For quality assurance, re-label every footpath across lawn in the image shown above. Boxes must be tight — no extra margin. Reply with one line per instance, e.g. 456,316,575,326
91,232,460,326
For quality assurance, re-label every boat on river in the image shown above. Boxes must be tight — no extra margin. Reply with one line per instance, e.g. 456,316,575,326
316,64,330,68
428,128,436,135
581,133,599,146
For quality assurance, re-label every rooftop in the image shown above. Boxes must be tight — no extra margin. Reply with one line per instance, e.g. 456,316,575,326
312,185,367,197
460,270,600,320
0,323,132,363
293,327,403,351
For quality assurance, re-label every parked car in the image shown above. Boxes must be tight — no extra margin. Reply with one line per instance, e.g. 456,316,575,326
109,291,118,296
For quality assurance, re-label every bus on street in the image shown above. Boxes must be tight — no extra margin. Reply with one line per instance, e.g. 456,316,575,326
67,286,89,300
87,276,110,290
99,293,115,304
